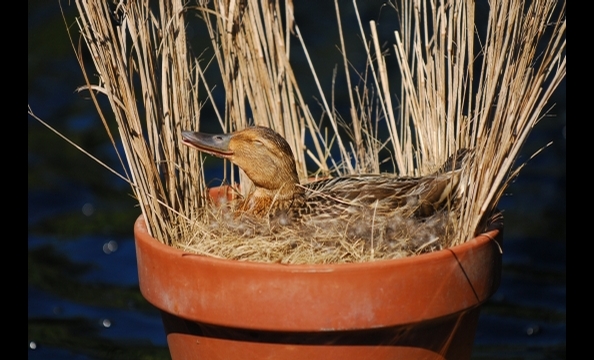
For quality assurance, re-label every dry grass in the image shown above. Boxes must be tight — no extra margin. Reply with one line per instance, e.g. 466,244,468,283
30,0,565,262
171,186,462,263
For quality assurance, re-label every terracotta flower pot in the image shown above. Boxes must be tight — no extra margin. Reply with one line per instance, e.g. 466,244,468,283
134,189,503,360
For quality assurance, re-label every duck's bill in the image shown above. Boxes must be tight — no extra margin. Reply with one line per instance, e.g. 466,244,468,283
181,131,234,158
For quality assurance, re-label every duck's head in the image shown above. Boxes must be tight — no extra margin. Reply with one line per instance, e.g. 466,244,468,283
181,126,300,193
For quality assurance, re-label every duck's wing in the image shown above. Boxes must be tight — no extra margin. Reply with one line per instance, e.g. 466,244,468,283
306,175,415,200
299,149,470,217
302,172,461,217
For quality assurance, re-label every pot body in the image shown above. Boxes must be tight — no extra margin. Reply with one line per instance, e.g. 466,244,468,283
135,205,502,360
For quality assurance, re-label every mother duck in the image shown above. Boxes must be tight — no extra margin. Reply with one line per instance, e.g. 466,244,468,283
181,126,469,227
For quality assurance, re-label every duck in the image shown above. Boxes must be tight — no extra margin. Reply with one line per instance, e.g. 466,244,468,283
181,126,470,227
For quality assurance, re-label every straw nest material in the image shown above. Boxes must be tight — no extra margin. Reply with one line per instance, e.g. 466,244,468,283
170,185,465,264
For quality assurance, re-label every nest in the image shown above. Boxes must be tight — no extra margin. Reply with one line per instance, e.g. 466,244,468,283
173,195,460,264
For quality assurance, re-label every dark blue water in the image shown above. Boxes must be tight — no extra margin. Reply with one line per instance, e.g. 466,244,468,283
28,1,565,359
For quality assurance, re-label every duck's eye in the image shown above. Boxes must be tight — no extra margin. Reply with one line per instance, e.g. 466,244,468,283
253,139,263,146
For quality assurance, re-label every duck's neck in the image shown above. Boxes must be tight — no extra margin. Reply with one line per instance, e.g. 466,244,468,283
240,182,304,216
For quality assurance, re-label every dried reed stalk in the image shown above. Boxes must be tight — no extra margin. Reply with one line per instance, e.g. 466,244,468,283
334,0,565,245
31,0,565,262
388,0,566,244
71,0,206,244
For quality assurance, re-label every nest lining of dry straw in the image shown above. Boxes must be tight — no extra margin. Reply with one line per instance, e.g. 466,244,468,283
37,0,565,264
172,186,463,264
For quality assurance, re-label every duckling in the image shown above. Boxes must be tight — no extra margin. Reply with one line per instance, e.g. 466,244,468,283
181,126,469,226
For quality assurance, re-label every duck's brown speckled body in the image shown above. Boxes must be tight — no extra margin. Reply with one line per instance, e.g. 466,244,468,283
182,126,469,224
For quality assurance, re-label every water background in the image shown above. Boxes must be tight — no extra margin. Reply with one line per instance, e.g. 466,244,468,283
28,1,566,359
